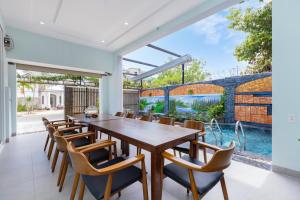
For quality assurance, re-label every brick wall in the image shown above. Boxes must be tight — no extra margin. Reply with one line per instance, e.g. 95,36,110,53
140,89,164,97
170,84,224,96
235,77,272,125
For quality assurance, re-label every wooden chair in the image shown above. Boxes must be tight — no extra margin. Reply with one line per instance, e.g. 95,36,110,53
67,142,149,200
173,120,207,162
125,112,136,119
53,132,115,192
46,124,82,160
140,115,153,122
115,112,125,117
163,141,235,200
42,117,78,152
136,115,153,155
158,116,175,125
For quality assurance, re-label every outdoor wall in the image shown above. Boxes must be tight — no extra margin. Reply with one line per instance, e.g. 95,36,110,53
7,63,16,136
169,84,224,95
139,89,165,114
235,77,272,125
273,0,300,174
139,73,272,125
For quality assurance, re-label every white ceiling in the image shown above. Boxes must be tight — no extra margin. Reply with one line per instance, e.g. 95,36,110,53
0,0,205,52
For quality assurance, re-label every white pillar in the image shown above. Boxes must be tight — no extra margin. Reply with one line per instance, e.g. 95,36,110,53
100,54,123,115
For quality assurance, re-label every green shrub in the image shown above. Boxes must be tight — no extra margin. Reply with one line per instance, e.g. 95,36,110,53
17,104,27,112
152,100,165,113
139,99,149,110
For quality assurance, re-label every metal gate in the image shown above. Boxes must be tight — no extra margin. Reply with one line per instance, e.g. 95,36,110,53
64,86,99,117
123,89,139,114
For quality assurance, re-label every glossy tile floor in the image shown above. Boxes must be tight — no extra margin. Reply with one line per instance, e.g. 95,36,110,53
1,132,300,200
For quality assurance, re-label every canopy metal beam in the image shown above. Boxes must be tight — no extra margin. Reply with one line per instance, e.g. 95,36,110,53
146,44,181,57
122,58,159,68
131,54,192,81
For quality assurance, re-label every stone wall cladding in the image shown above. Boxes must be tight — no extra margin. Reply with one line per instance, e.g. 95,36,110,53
169,84,224,96
235,76,272,125
141,89,164,97
236,77,272,93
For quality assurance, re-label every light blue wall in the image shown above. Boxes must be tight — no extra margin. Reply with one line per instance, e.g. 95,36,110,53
273,0,300,172
6,26,114,73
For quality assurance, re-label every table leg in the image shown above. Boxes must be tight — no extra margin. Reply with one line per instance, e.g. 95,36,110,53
121,141,130,156
151,151,164,200
190,134,199,159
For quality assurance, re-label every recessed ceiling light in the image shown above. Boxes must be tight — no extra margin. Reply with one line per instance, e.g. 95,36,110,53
124,22,129,26
40,21,45,25
101,40,105,43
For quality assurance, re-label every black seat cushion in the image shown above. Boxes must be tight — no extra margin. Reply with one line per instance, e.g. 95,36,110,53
82,157,142,200
164,155,223,197
72,137,91,147
173,142,190,154
87,148,110,164
63,130,78,135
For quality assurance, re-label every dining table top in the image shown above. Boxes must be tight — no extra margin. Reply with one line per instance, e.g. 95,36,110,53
67,113,122,123
89,118,200,150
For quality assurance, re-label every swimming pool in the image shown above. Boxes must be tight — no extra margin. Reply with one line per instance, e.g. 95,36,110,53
204,124,272,159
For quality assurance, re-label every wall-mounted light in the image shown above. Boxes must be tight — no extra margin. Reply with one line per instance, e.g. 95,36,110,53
40,21,45,25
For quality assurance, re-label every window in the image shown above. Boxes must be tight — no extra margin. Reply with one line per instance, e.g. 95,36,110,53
59,96,62,104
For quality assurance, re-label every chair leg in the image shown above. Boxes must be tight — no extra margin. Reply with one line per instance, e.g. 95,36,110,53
99,131,102,140
141,159,149,200
118,191,121,198
136,147,140,155
70,173,80,200
78,179,85,200
47,139,54,160
179,151,182,158
59,157,69,192
220,177,228,200
187,188,190,195
44,134,49,151
51,149,59,172
188,169,200,200
202,135,207,163
173,149,176,156
57,152,67,186
103,175,113,200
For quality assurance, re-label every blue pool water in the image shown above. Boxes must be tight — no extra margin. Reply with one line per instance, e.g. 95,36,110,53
204,124,272,159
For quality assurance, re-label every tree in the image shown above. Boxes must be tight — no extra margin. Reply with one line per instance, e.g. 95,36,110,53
227,1,272,73
143,59,210,88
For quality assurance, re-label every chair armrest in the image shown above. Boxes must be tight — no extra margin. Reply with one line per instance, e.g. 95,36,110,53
194,141,221,151
50,119,68,124
58,126,82,132
98,154,145,174
78,140,116,153
64,132,95,140
162,151,202,171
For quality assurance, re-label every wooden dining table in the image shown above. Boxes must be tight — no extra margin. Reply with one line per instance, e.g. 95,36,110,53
70,114,200,200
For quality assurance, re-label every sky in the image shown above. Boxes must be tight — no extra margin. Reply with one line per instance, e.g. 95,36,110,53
124,0,266,80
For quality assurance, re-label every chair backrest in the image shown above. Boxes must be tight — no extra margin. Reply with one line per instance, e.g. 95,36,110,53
47,124,57,140
125,113,135,119
140,115,152,122
184,120,205,132
201,141,235,172
159,117,174,126
54,133,68,152
67,142,99,176
43,119,50,130
115,112,124,117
